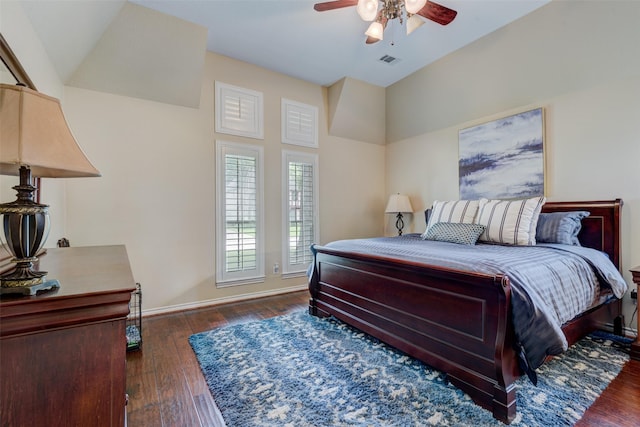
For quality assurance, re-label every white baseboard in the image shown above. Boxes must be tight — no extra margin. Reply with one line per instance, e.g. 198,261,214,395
622,325,639,338
141,283,308,317
600,321,638,338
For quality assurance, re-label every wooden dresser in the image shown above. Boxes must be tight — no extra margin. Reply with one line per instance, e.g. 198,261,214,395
0,245,136,427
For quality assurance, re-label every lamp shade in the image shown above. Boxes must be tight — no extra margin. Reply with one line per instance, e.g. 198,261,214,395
405,0,427,14
385,194,413,214
365,21,384,40
407,14,425,35
356,0,379,21
0,83,100,178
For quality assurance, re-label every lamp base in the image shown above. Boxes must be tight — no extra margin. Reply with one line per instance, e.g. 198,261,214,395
0,278,60,296
0,165,53,297
395,212,405,236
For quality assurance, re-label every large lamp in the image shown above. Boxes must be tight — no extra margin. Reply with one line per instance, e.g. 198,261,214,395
385,193,413,236
0,83,100,295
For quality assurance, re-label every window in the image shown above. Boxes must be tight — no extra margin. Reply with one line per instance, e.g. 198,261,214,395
216,141,264,286
281,98,318,148
282,151,318,276
215,82,264,139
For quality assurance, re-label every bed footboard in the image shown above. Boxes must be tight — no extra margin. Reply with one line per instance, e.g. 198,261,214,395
308,199,623,424
308,245,520,424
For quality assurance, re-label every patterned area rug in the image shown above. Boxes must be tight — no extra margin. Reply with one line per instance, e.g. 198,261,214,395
189,311,629,426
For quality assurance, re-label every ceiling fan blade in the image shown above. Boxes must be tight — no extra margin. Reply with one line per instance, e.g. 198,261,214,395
314,0,358,12
417,1,458,25
365,16,388,45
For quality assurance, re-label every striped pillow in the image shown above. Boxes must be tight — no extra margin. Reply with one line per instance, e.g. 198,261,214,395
421,200,480,239
536,211,590,245
476,196,546,246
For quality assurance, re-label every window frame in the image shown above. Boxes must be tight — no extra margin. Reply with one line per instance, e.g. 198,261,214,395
281,98,318,148
215,81,264,140
215,140,265,287
281,150,319,277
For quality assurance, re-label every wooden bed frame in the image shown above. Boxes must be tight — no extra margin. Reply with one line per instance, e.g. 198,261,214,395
308,199,623,424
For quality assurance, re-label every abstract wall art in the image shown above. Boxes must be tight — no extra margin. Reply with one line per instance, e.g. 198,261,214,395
458,107,545,199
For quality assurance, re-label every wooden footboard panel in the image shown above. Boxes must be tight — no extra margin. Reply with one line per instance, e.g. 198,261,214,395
308,247,520,423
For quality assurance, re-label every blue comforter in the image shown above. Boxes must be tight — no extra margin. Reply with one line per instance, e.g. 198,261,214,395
321,234,627,374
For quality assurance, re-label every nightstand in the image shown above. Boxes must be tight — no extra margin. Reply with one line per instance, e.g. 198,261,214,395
631,265,640,360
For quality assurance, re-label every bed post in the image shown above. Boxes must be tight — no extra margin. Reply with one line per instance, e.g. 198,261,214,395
493,275,518,424
308,244,322,317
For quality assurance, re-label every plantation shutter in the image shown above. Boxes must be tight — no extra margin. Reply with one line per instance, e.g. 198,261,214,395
282,99,318,148
225,154,257,273
216,141,264,286
215,82,264,139
283,151,318,274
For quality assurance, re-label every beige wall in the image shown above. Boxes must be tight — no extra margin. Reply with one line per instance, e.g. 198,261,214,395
61,53,386,312
1,0,386,312
328,77,386,145
0,0,68,245
386,0,640,142
385,1,640,328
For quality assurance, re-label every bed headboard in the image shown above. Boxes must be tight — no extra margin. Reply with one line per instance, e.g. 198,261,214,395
542,199,622,269
424,199,622,269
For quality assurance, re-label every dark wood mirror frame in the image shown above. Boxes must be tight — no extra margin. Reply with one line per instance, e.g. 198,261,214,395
0,32,41,203
0,33,43,270
1,32,37,90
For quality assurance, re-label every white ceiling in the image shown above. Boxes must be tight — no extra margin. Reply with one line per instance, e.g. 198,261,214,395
129,0,550,87
19,0,550,104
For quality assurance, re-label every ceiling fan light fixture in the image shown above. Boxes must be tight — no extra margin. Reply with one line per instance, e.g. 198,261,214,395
356,0,379,21
365,21,384,40
405,0,428,15
313,0,457,45
406,14,425,35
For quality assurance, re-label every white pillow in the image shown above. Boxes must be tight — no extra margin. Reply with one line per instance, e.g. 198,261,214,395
476,196,546,245
422,200,480,238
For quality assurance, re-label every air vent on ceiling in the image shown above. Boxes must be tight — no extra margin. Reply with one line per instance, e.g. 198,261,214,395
379,54,400,65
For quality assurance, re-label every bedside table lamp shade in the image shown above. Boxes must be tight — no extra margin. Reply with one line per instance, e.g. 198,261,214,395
0,83,100,295
385,194,413,236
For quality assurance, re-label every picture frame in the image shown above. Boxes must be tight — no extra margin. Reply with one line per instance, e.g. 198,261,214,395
458,107,545,199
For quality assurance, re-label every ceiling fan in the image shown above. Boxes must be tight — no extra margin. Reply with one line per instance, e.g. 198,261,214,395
314,0,457,44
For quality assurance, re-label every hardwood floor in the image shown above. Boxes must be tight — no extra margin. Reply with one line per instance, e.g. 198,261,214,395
126,291,309,427
126,291,640,426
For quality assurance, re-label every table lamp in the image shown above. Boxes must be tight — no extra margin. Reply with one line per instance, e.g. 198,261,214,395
385,193,413,236
0,83,100,296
